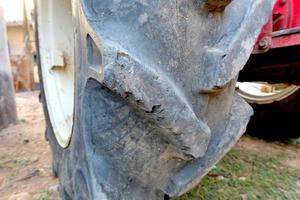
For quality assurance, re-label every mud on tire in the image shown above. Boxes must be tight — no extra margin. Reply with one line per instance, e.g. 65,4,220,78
36,0,275,199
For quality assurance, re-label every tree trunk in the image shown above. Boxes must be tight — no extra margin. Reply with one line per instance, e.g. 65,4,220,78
0,7,17,130
22,0,35,91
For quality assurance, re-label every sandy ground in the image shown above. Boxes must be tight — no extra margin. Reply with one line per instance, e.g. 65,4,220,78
0,92,58,200
237,136,300,171
0,91,299,199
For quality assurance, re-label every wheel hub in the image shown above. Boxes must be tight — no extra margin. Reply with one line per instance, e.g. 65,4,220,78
236,82,300,104
36,0,74,148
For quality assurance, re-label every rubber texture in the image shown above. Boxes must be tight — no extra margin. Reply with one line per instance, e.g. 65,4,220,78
36,0,275,199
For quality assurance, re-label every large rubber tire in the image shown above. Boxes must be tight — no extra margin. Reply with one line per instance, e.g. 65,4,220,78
246,89,300,140
36,0,274,199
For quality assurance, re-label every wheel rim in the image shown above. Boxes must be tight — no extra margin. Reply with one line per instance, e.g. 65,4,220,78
236,82,300,104
37,0,74,148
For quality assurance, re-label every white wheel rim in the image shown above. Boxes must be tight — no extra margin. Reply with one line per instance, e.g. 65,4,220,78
37,0,74,148
236,82,300,104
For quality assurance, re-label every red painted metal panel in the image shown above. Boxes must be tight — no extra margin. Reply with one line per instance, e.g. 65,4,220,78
290,0,300,28
245,0,300,82
253,0,300,53
272,0,300,30
272,33,300,48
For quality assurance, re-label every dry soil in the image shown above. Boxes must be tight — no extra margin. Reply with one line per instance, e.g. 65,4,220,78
0,91,299,200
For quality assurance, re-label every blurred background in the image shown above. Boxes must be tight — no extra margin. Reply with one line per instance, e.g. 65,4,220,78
0,1,299,200
2,0,37,91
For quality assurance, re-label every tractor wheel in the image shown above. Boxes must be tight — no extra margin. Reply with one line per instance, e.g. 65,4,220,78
35,0,274,199
237,82,300,140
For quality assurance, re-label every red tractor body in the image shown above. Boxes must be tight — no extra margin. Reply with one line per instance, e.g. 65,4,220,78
237,0,300,140
255,0,300,52
239,0,300,84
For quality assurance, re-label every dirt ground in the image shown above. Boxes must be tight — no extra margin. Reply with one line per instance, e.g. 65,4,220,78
0,91,299,200
0,92,58,200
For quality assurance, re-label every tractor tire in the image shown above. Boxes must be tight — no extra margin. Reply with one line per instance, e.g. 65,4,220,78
246,89,300,140
35,0,274,199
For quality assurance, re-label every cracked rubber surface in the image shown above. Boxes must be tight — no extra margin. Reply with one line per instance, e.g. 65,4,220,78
36,0,275,199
